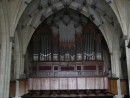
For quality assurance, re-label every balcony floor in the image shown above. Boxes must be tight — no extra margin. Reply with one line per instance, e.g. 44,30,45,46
22,90,113,98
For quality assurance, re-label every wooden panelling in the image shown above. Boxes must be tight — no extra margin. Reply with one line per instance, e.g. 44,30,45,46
120,79,128,95
50,78,59,90
86,78,95,89
95,77,104,89
9,81,16,97
19,80,28,96
68,78,77,90
32,78,41,90
77,78,86,89
60,78,68,90
29,77,108,90
104,77,108,89
108,78,118,95
41,78,50,90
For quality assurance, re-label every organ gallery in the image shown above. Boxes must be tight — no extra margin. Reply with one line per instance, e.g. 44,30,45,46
0,0,129,98
21,9,114,97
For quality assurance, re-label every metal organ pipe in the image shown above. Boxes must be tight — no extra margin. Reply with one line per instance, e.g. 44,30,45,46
75,27,77,61
92,34,94,60
85,34,87,60
48,35,50,61
87,33,89,60
42,35,44,61
44,35,46,61
86,33,88,59
90,34,92,60
45,35,47,61
88,33,90,60
58,30,60,61
48,35,51,61
46,35,47,61
41,35,43,61
84,34,86,61
30,25,103,62
46,35,48,61
47,35,49,61
51,35,52,61
39,36,41,61
94,35,96,60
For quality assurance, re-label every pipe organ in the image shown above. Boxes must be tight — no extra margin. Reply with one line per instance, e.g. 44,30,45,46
28,23,104,78
26,10,111,97
7,8,127,98
29,26,103,62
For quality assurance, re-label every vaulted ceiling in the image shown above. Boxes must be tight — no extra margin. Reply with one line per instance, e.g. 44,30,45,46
16,0,122,54
20,0,116,29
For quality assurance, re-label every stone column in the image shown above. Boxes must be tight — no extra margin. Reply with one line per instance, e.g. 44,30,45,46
14,80,21,98
0,1,13,97
115,79,124,98
125,40,130,96
110,36,122,78
0,27,13,98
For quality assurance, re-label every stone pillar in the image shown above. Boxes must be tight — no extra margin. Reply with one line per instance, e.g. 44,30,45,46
115,79,124,98
125,40,130,96
110,40,121,78
14,33,22,79
14,80,21,98
0,30,12,98
0,1,13,97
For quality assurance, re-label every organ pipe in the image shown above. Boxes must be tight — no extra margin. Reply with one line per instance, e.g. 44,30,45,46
30,27,103,62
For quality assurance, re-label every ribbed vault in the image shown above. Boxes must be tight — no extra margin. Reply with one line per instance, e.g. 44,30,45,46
17,0,122,55
1,0,130,98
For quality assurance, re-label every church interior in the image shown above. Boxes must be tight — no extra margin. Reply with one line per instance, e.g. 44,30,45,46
0,0,130,98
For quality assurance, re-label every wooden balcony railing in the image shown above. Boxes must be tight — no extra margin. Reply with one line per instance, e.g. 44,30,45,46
30,61,105,78
28,77,108,90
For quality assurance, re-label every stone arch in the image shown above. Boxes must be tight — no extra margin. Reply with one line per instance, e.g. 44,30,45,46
20,2,112,55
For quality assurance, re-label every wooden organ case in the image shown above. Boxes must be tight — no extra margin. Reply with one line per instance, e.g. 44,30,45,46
24,23,113,97
29,23,104,77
